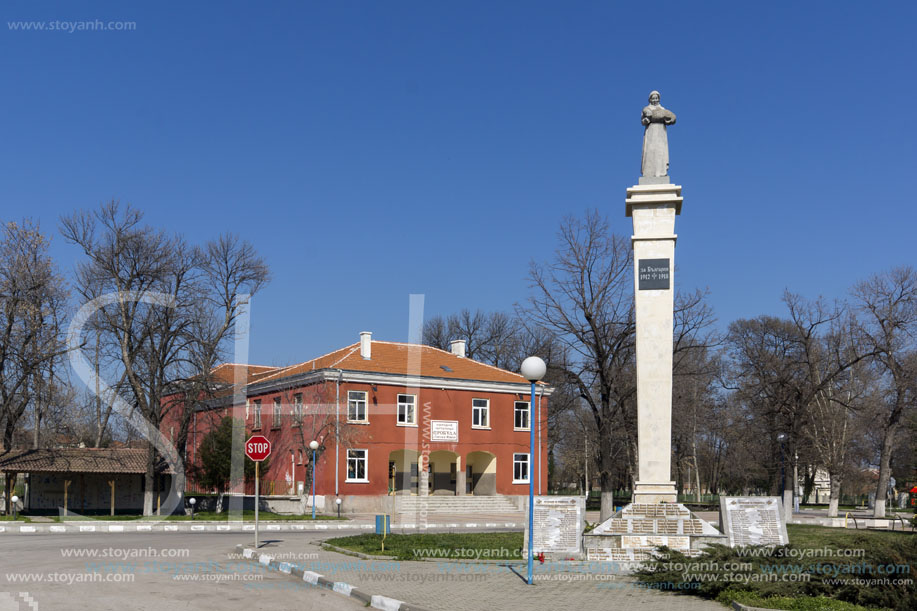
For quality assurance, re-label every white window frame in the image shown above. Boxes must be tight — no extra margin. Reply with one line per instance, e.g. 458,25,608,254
513,453,530,484
471,398,490,429
514,401,530,431
346,449,369,482
272,397,282,429
347,390,368,423
293,393,303,426
253,399,262,429
397,394,417,426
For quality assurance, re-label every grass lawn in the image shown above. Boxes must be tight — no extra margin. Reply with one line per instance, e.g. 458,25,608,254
52,510,346,522
635,524,916,611
0,515,30,522
324,532,524,561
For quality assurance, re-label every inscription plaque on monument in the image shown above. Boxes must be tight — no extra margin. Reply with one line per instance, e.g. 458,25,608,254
621,535,690,551
523,496,585,555
638,259,670,290
719,496,789,547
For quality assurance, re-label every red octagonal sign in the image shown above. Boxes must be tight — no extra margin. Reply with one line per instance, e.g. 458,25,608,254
245,435,271,462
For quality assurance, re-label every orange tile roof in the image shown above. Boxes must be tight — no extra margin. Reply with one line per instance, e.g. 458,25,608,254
221,341,532,388
210,363,280,385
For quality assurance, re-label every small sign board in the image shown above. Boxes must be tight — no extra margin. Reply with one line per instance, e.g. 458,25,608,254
638,258,670,290
523,496,585,555
430,420,458,442
719,496,789,547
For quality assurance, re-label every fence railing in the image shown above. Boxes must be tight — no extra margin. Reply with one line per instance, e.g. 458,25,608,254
183,480,298,497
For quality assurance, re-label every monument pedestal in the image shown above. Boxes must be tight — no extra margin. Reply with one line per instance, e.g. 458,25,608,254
633,481,678,505
584,502,726,565
626,182,682,506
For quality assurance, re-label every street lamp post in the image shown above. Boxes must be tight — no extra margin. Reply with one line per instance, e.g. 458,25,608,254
336,497,342,519
309,440,319,520
777,433,790,512
520,356,546,586
189,497,196,521
10,495,19,521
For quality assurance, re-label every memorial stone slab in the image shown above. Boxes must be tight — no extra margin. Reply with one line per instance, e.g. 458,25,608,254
719,496,789,547
523,495,585,556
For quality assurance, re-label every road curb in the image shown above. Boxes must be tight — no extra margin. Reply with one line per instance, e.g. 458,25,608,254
0,521,370,535
321,541,397,560
0,520,523,535
234,544,433,611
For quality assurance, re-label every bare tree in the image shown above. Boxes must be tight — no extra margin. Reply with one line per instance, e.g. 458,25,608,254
62,202,268,515
805,343,877,517
164,234,269,472
672,345,721,501
852,266,917,518
520,211,635,520
727,293,873,512
423,309,524,370
520,210,717,519
0,221,68,451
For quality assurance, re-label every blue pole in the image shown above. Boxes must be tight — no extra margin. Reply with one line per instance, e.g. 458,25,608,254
527,380,535,585
311,449,317,520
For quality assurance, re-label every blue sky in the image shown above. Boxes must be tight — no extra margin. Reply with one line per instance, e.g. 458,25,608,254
2,1,915,367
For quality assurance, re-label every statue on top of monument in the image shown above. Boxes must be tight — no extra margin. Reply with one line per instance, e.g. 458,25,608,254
641,90,676,179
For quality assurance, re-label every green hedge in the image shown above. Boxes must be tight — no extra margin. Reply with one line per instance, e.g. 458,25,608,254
635,525,916,610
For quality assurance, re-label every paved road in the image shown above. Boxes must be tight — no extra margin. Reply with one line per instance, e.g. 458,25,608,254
0,529,724,611
0,532,365,610
246,530,723,611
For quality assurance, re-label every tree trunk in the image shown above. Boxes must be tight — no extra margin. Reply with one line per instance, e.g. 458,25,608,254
32,408,40,449
93,337,107,448
827,471,841,518
3,420,16,450
599,433,615,521
873,421,897,518
143,443,155,516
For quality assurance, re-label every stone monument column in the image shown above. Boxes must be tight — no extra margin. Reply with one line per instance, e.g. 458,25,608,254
627,91,680,504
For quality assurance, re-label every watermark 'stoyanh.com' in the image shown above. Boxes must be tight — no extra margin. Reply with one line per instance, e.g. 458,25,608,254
7,20,137,33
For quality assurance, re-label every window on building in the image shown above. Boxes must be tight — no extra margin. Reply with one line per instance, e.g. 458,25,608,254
272,397,282,428
297,449,303,465
472,398,489,428
514,401,530,430
293,393,303,426
346,449,368,482
513,453,530,483
253,399,262,429
397,394,416,425
348,391,367,422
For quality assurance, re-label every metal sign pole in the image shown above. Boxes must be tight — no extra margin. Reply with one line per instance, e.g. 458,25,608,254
255,461,260,549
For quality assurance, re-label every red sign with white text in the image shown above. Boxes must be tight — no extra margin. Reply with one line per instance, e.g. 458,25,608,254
244,435,271,462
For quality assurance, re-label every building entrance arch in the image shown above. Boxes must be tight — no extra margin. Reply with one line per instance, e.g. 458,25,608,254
388,449,421,494
465,451,497,496
429,450,459,495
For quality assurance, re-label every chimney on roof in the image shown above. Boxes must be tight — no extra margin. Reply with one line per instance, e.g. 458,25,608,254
449,339,467,358
360,331,372,360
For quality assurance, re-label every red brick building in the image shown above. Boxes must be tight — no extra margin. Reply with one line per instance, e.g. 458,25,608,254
172,332,551,513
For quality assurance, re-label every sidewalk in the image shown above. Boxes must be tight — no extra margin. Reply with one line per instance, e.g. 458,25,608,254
238,535,723,611
788,508,914,531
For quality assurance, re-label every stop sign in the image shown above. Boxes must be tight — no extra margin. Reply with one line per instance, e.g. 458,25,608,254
245,435,271,461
